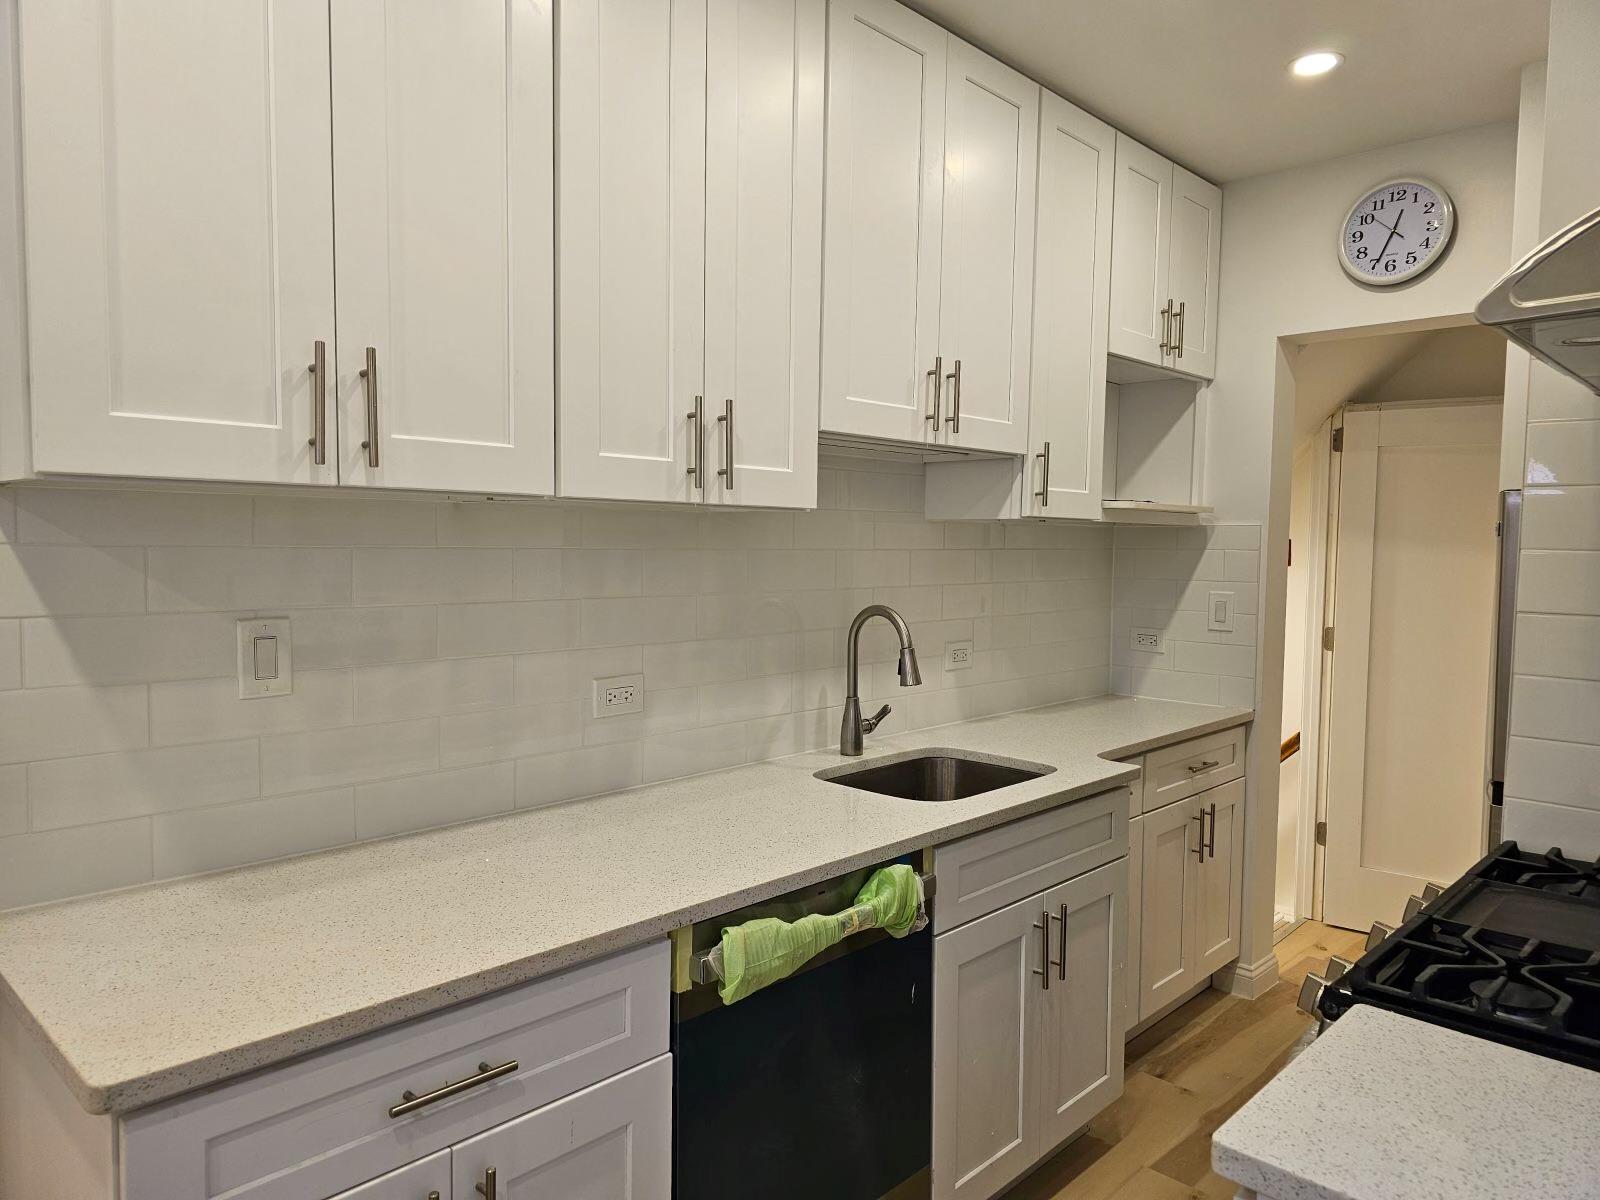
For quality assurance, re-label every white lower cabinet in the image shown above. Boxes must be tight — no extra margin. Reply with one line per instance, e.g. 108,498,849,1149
326,1150,451,1199
932,853,1127,1200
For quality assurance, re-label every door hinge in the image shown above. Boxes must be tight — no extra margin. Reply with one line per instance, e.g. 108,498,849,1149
1322,626,1335,652
1331,426,1344,452
1315,820,1327,847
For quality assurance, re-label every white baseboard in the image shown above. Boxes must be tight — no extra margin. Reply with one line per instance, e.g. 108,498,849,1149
1211,952,1280,1001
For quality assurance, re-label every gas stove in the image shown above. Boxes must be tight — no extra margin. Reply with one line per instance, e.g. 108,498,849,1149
1304,842,1600,1071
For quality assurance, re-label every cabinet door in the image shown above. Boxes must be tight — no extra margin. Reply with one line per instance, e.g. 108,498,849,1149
1168,165,1222,380
559,0,705,502
331,0,554,496
327,1150,450,1200
935,40,1037,455
820,0,946,444
17,0,336,484
1137,797,1200,1022
932,894,1041,1200
703,0,824,509
1124,814,1144,1037
1106,134,1172,369
1035,859,1126,1154
1027,92,1114,519
1195,779,1246,976
450,1056,670,1200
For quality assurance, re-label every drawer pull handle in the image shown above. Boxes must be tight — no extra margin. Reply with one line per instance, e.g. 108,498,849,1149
389,1059,519,1119
476,1168,497,1200
1186,759,1221,774
428,1193,441,1200
1056,902,1069,981
1031,910,1058,990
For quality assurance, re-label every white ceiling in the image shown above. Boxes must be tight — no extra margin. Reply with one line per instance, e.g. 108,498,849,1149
907,0,1550,182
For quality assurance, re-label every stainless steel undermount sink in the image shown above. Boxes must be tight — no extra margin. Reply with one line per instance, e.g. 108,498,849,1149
816,749,1053,802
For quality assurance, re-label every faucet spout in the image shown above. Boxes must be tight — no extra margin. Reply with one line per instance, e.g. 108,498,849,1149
840,604,922,756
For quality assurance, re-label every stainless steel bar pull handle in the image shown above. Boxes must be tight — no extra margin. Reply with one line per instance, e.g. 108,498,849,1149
428,1193,441,1200
687,395,705,489
926,356,942,431
1034,441,1051,507
476,1168,497,1200
1176,300,1187,359
307,341,327,466
1056,902,1069,981
358,346,380,468
1192,809,1206,861
717,397,734,490
1032,910,1052,990
1204,801,1217,858
945,358,961,433
1186,759,1221,774
388,1059,519,1118
1158,301,1173,353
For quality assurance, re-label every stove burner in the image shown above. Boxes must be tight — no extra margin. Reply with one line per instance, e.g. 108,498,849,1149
1468,976,1559,1020
1480,845,1600,902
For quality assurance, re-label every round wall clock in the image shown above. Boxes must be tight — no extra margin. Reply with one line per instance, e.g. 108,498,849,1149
1339,177,1455,285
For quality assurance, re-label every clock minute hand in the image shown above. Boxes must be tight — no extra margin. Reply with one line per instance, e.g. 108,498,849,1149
1371,209,1404,271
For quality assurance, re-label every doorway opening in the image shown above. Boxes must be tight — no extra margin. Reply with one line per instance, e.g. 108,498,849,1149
1275,321,1507,936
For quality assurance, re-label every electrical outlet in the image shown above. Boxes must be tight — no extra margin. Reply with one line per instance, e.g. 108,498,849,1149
1208,590,1235,632
593,674,644,717
1130,627,1166,655
945,640,974,672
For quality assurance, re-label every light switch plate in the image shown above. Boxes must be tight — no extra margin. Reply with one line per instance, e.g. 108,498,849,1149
237,618,292,699
1208,591,1236,632
594,674,644,717
945,640,973,671
1130,627,1166,655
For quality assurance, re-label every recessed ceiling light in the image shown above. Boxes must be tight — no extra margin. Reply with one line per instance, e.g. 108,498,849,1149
1291,50,1344,77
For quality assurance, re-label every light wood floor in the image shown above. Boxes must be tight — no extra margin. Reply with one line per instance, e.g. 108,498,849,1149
1000,921,1366,1200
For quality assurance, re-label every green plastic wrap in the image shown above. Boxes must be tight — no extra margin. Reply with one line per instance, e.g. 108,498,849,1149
716,864,924,1005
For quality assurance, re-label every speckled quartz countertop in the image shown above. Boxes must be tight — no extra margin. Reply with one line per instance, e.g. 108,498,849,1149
1213,1005,1600,1200
0,694,1248,1116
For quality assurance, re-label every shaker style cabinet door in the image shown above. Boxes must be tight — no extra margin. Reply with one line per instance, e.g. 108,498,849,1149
1168,165,1222,380
703,0,825,510
1194,778,1246,976
331,0,555,496
1034,859,1126,1153
934,40,1037,456
1027,92,1115,519
1136,795,1201,1022
17,0,337,484
450,1056,671,1200
820,0,947,444
558,0,706,503
1107,132,1172,370
931,894,1041,1200
324,1150,450,1200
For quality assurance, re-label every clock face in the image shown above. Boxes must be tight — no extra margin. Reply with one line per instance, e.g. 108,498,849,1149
1340,178,1455,285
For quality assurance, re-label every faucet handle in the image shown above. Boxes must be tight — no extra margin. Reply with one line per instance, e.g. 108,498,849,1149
861,704,892,734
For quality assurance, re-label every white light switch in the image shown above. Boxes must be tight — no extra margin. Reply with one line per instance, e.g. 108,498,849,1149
1208,591,1235,632
238,618,292,698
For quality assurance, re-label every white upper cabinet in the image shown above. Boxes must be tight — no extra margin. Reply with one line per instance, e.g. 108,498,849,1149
558,0,706,504
703,0,826,509
1026,92,1115,519
821,0,947,446
1108,134,1221,380
17,0,337,484
560,0,822,509
935,42,1037,456
332,0,555,496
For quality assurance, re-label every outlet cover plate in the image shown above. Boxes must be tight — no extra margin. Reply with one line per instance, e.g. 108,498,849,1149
945,640,974,672
237,617,292,699
1130,627,1166,655
593,673,644,718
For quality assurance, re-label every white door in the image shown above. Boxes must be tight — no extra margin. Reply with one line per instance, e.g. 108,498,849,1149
1106,134,1171,370
332,0,555,496
1136,796,1200,1022
934,41,1037,455
451,1056,671,1200
1195,779,1245,975
1167,165,1222,380
1035,859,1126,1152
559,0,705,502
1323,404,1501,931
1027,93,1115,519
820,0,946,444
931,894,1039,1200
327,1150,450,1199
703,0,825,509
17,0,336,484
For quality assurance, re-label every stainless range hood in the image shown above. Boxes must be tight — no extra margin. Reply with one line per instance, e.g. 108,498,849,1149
1476,204,1600,395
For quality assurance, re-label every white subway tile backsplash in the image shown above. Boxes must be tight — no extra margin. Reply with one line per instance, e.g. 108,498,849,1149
436,502,579,548
0,766,25,837
581,596,700,646
1513,614,1600,681
699,674,791,725
254,496,437,547
23,613,237,686
1504,796,1600,859
436,600,579,657
261,718,438,796
1175,640,1256,678
16,487,252,546
438,700,583,767
292,606,439,668
151,671,353,745
0,818,153,908
1522,487,1600,551
148,548,351,612
354,657,514,722
0,546,145,616
515,744,641,810
1510,675,1600,746
641,722,747,784
354,762,514,840
1525,419,1600,486
0,685,148,764
354,549,513,605
29,740,259,829
1506,735,1600,811
0,620,19,690
1518,550,1600,615
642,639,747,691
513,646,643,706
153,790,354,879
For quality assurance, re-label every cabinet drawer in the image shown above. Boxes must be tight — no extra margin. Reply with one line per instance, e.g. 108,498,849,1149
121,940,669,1200
1138,725,1247,814
933,788,1129,932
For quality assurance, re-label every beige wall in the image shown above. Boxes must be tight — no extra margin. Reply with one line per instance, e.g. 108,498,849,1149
1212,120,1517,960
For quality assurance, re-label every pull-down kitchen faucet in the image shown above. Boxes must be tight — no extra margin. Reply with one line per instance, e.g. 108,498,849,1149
840,604,922,756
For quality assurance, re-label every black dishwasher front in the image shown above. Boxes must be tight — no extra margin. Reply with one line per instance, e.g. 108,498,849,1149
671,861,932,1200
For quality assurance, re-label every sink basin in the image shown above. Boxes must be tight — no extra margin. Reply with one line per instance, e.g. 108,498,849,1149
817,750,1052,802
